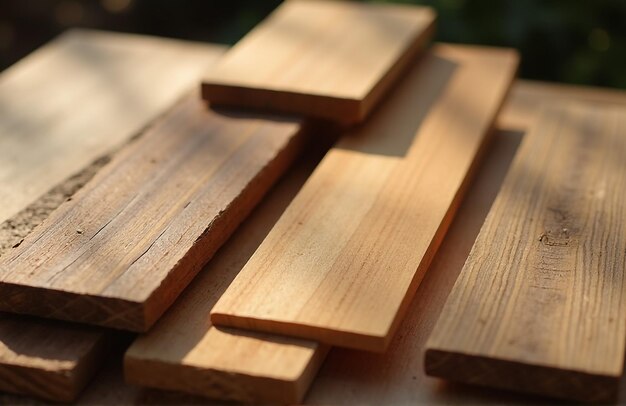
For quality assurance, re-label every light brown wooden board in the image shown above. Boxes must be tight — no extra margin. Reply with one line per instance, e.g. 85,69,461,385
425,103,626,402
201,0,435,124
4,81,626,406
0,29,224,227
125,143,332,404
0,31,225,402
211,44,519,352
0,91,307,332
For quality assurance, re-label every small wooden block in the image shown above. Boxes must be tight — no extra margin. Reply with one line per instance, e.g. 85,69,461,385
0,92,307,332
210,44,519,352
426,103,626,403
125,148,330,404
0,315,107,402
201,0,435,124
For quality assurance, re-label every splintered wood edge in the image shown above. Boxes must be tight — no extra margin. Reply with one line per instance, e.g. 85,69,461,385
424,349,619,403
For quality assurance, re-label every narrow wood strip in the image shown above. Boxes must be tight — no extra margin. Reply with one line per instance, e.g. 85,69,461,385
211,44,519,352
0,29,224,226
425,103,626,402
0,31,225,402
202,0,435,124
0,91,307,332
125,145,331,403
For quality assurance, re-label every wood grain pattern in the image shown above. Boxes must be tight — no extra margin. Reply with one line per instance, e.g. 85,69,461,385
425,103,626,402
4,80,626,406
0,31,225,402
201,0,435,124
125,145,332,404
211,44,519,352
0,92,307,332
0,29,224,226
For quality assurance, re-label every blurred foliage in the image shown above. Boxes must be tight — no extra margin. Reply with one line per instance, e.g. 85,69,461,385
0,0,625,88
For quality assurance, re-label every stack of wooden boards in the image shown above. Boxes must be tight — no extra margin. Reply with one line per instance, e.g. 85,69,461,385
0,0,625,404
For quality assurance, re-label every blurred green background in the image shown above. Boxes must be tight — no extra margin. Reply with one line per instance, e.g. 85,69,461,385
1,0,625,88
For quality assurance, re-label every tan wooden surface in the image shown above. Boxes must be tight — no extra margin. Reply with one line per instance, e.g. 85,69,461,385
0,29,223,227
0,90,307,332
125,144,332,404
0,31,225,402
0,315,107,402
210,44,519,352
425,103,626,402
2,81,626,406
202,0,435,123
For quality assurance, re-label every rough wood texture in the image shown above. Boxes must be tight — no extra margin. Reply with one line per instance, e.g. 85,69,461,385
4,81,626,406
0,91,307,332
425,103,626,402
125,144,332,404
0,31,225,402
202,0,435,124
211,44,519,352
0,29,224,227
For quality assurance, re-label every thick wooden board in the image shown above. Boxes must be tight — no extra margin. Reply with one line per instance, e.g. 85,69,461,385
0,31,225,402
0,29,224,227
201,0,435,124
0,315,107,402
0,92,307,332
211,44,519,352
425,104,626,402
125,145,331,404
4,81,626,406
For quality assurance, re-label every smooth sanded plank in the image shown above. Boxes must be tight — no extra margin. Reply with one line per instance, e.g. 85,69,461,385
426,104,626,402
211,44,519,352
0,29,224,226
202,0,435,124
125,144,332,404
0,92,308,332
0,31,225,402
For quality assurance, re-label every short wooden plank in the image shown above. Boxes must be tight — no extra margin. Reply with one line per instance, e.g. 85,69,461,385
125,145,331,404
0,31,225,402
0,29,224,226
201,0,435,124
425,103,626,402
0,315,107,402
0,91,307,332
210,44,519,352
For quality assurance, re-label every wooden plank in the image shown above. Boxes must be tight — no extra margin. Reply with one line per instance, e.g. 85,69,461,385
201,0,435,124
125,144,331,404
0,91,308,332
498,80,626,131
0,29,224,227
0,31,225,402
0,315,108,402
4,80,626,406
425,103,626,402
210,44,519,352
